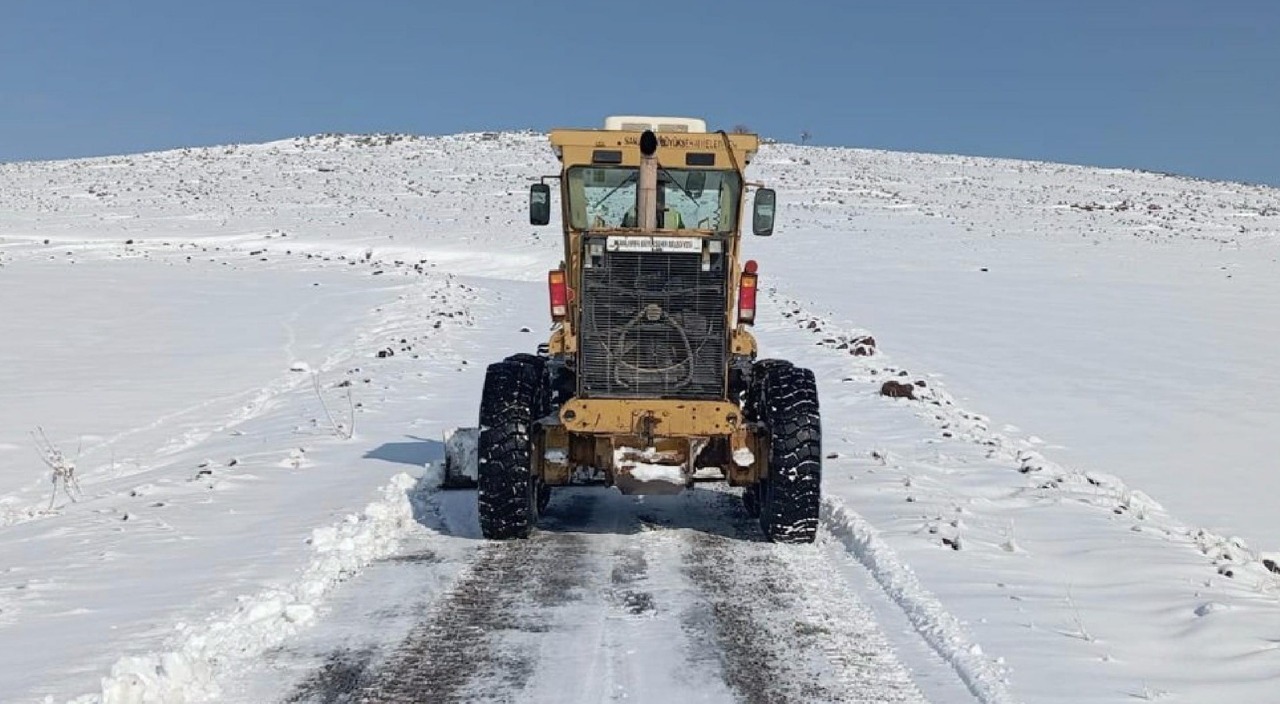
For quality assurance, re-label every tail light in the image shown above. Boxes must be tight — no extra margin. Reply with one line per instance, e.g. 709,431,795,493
738,260,758,325
548,269,568,321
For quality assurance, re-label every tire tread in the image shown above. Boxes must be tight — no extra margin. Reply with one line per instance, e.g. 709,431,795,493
755,361,822,543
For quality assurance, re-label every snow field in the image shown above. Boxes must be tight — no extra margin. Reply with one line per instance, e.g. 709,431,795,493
0,131,1277,701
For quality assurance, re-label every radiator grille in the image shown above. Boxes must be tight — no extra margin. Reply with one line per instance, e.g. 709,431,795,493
579,238,728,399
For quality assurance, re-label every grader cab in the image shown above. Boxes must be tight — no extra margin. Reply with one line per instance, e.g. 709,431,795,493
452,116,821,543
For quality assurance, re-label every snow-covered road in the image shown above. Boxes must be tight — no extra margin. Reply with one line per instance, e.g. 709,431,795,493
3,131,1280,702
242,487,945,704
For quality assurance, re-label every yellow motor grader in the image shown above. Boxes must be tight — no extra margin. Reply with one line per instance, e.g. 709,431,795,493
444,116,821,543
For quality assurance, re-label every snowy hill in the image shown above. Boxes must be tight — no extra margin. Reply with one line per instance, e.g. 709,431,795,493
2,132,1279,703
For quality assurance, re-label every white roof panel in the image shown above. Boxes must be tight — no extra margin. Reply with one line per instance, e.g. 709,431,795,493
603,116,707,133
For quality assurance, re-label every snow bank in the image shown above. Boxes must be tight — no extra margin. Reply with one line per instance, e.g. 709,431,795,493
75,472,428,704
821,497,1015,704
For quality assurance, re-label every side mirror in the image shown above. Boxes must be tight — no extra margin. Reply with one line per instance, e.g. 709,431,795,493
530,183,551,226
752,188,776,236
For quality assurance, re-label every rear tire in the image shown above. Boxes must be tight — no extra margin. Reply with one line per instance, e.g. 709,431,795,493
753,360,822,543
477,359,544,539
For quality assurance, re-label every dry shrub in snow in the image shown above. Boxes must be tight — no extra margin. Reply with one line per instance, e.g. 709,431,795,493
32,427,82,509
311,372,355,440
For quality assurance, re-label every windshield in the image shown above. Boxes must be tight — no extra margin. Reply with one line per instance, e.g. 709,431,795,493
565,166,742,233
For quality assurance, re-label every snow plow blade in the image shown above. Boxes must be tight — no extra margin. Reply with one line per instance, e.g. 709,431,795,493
441,427,479,488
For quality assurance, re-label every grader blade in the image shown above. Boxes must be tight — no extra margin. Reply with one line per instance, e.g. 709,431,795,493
441,427,479,488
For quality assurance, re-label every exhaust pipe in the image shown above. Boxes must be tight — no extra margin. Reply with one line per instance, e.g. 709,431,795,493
637,130,659,230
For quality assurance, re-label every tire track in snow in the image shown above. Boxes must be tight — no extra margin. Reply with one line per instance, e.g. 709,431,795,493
821,498,1014,704
666,490,926,704
355,533,593,703
286,487,929,704
333,491,693,703
296,493,597,704
757,286,1020,704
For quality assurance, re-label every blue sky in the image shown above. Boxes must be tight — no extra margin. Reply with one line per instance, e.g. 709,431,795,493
2,1,1277,185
